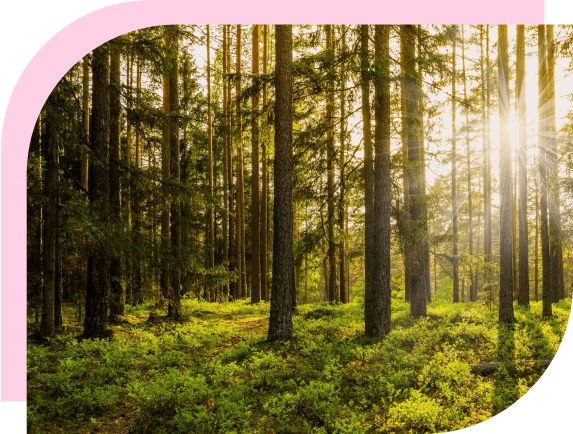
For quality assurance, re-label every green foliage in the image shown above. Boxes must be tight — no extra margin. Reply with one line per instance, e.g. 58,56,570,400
28,292,570,433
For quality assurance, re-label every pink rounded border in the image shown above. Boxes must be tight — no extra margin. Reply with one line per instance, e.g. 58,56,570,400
0,0,546,403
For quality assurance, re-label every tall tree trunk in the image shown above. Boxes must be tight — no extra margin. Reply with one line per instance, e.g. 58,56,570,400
81,57,90,193
517,25,530,307
480,25,487,302
404,25,427,318
399,26,412,303
326,24,338,303
451,26,460,303
251,24,261,303
109,41,124,320
365,25,391,338
84,43,111,338
161,33,171,305
268,25,294,341
361,25,374,311
41,92,58,339
30,115,43,324
434,245,438,294
80,56,90,315
462,26,475,302
546,25,565,302
236,25,246,298
124,53,133,304
498,25,515,323
339,25,347,304
207,25,215,301
484,26,493,298
417,25,431,304
227,28,237,300
125,54,132,228
538,25,552,317
292,215,298,309
54,226,63,327
512,145,518,300
261,24,269,302
133,56,143,305
222,25,229,299
168,26,181,318
535,155,539,302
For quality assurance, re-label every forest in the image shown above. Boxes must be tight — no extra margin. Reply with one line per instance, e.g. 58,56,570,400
27,24,573,433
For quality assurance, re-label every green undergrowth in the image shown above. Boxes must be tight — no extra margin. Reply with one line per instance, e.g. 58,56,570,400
27,291,571,434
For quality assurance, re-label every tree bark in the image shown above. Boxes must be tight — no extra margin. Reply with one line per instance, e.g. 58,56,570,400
81,57,90,193
361,25,374,312
41,92,58,339
109,41,124,320
339,25,347,304
462,26,475,302
498,25,515,323
161,32,171,305
470,359,551,376
418,26,431,304
236,25,246,298
227,28,237,300
484,26,493,298
84,43,111,338
535,155,539,302
133,56,143,305
251,24,261,303
538,25,552,317
405,25,427,318
546,25,565,302
517,25,530,307
268,25,294,341
451,27,460,303
207,25,215,300
261,24,269,302
365,25,391,338
399,27,412,303
326,24,338,303
168,26,181,317
222,25,229,299
480,25,489,301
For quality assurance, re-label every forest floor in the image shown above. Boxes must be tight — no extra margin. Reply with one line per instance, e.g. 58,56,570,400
27,281,571,434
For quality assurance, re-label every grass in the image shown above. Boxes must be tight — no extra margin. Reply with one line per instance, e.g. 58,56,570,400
27,283,571,434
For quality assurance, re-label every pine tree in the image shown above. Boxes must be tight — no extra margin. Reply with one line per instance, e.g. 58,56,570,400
461,26,475,302
161,31,171,305
40,91,58,339
338,25,348,304
268,24,294,341
361,24,374,312
404,24,426,318
251,24,261,303
207,25,215,299
326,24,338,303
498,25,514,323
168,25,181,317
365,25,391,338
516,24,530,307
451,26,460,303
261,24,269,302
84,43,112,338
547,25,565,302
236,25,246,299
538,25,552,317
109,40,124,320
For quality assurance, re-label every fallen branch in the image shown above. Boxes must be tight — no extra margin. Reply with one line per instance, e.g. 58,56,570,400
470,359,552,376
